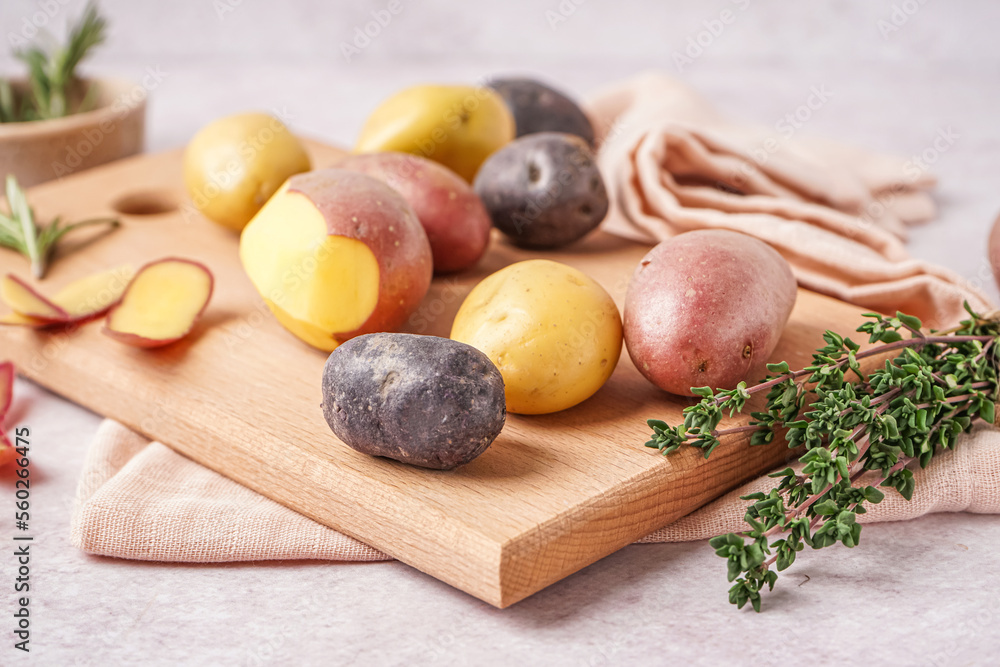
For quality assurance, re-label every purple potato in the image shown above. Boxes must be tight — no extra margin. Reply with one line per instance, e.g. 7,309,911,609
321,333,506,469
487,77,595,145
473,132,609,250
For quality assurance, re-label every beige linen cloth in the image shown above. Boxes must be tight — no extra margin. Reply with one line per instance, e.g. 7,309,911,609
72,73,999,562
586,71,990,329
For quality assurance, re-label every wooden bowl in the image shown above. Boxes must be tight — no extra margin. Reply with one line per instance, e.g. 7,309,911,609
0,77,146,187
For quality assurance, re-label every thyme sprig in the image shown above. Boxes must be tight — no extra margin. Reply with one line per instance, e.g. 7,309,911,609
0,175,118,278
646,305,999,611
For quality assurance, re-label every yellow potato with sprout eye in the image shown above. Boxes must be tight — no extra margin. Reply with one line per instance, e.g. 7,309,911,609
450,259,622,415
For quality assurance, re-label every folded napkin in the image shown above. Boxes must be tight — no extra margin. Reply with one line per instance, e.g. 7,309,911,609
72,419,1000,562
586,72,990,329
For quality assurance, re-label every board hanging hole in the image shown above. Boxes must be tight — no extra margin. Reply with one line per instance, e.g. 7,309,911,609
111,190,178,217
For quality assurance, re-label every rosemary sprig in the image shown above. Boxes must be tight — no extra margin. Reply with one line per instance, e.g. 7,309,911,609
646,305,1000,611
0,3,107,123
0,175,118,279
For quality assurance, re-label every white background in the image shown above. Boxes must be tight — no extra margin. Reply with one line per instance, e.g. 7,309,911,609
2,0,1000,664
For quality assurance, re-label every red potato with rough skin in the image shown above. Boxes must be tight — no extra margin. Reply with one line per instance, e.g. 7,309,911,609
335,153,492,274
102,258,214,348
624,230,797,396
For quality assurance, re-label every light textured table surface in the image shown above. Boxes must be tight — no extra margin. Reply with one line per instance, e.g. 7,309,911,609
2,1,1000,665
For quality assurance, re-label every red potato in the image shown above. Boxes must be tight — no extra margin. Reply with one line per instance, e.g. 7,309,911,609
103,259,214,348
336,152,492,274
624,230,797,396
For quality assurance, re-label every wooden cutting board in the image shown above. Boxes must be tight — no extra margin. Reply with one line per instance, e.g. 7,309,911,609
0,142,872,607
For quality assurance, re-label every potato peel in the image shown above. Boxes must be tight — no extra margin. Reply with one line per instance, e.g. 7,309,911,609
51,266,135,321
1,274,69,321
0,312,49,328
0,267,134,327
0,361,15,468
0,361,13,418
0,431,15,467
102,258,214,348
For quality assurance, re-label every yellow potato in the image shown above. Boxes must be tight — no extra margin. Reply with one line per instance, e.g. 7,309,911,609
184,112,312,231
354,85,515,182
451,259,622,415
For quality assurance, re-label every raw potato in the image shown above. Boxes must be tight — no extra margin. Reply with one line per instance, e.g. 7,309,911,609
335,152,492,274
321,333,506,470
0,266,134,326
451,259,622,415
240,169,433,351
487,77,595,145
184,112,312,231
354,85,515,183
473,132,609,249
624,230,797,396
103,259,214,348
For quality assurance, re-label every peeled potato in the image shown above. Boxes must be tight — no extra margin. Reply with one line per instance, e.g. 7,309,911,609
103,259,214,348
240,170,432,351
